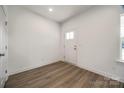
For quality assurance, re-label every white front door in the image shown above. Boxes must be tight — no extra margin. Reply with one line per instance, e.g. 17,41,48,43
64,30,77,65
0,6,8,88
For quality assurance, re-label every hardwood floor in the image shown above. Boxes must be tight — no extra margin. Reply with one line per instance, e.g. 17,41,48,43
5,61,124,88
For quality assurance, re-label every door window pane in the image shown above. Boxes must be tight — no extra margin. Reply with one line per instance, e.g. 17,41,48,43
65,32,74,40
70,32,74,39
65,32,70,40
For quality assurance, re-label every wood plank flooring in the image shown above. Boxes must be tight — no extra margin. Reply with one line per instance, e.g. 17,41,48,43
5,61,124,88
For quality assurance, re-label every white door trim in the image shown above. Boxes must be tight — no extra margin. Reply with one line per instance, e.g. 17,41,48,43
64,29,78,65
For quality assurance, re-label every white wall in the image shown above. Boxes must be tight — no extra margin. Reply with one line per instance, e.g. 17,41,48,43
8,5,124,82
62,5,124,82
8,6,61,75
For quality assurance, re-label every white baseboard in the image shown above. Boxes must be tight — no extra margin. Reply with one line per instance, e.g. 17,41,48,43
9,60,60,76
76,64,124,83
8,60,124,83
63,61,124,83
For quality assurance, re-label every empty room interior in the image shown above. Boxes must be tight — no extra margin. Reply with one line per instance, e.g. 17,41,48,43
1,5,124,88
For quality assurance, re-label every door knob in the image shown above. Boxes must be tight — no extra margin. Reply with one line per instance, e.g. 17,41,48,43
0,54,5,56
74,48,76,50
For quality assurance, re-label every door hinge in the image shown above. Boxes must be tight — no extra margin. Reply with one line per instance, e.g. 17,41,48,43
5,70,7,74
5,21,7,26
5,45,7,50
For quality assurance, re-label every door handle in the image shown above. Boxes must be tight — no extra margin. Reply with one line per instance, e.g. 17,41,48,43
74,47,76,50
0,54,5,56
74,45,77,50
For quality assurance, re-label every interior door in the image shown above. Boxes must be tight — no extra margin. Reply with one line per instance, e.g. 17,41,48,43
64,30,77,65
0,6,8,88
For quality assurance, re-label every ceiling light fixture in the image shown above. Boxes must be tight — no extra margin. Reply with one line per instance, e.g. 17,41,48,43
49,8,53,12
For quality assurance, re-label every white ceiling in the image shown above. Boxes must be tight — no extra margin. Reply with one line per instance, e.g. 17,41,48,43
23,5,93,23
